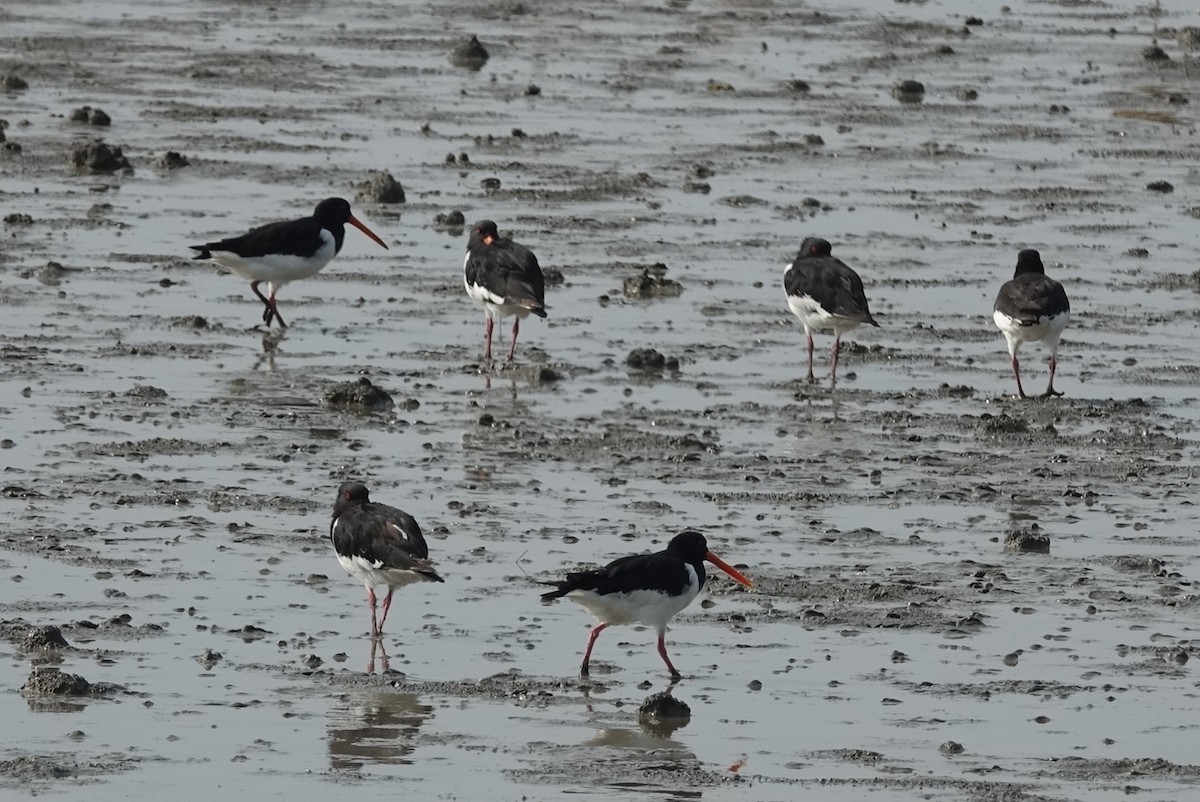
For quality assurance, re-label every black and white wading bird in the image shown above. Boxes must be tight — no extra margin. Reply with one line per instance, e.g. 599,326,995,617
783,236,879,387
463,219,547,362
992,249,1070,398
330,482,443,640
540,530,753,679
191,197,388,328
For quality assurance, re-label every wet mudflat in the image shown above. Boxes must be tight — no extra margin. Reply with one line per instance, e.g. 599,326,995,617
3,0,1200,799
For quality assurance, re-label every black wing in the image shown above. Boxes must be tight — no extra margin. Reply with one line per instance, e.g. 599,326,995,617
785,257,877,325
191,217,331,260
995,274,1070,324
541,551,698,600
466,240,547,316
330,502,443,581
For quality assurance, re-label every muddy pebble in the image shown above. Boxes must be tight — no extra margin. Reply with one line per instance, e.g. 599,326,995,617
626,348,680,372
5,212,33,225
623,264,682,299
638,691,691,730
355,170,405,204
21,667,92,696
964,16,983,26
2,141,21,154
1141,45,1170,63
69,106,111,126
1004,524,1050,554
20,625,69,651
480,177,501,191
449,35,489,70
171,315,209,329
322,377,395,412
956,87,979,102
433,210,466,233
939,741,965,755
196,649,222,669
707,79,735,92
747,679,762,691
3,74,28,91
70,140,132,174
125,385,169,400
542,266,564,286
157,151,189,169
1146,180,1173,193
892,79,926,103
784,79,810,93
524,83,540,96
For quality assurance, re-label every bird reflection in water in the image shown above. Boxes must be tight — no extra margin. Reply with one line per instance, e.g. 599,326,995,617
326,689,432,770
368,638,389,674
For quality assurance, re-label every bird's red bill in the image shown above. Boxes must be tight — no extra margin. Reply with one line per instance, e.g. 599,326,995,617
705,551,752,588
348,214,389,250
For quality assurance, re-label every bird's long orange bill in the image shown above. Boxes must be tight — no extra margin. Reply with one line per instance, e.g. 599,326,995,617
706,551,752,588
349,214,389,250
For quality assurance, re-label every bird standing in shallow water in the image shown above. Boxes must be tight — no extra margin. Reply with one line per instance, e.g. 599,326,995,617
463,219,547,362
540,530,752,679
330,482,443,640
191,197,388,328
993,249,1070,398
783,236,880,387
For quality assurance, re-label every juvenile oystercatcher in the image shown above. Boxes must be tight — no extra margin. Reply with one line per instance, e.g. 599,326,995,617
540,530,752,679
993,249,1071,398
783,236,880,386
191,197,388,328
330,482,444,640
463,219,547,362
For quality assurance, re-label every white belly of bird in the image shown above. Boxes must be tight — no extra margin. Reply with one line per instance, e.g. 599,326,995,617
210,230,336,284
337,553,427,591
786,292,863,337
993,309,1070,346
464,278,534,321
568,565,700,631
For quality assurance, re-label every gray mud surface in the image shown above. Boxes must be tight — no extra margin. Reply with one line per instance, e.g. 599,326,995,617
4,0,1200,799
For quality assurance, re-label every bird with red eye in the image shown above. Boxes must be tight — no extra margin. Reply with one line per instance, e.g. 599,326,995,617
463,219,548,362
541,530,752,679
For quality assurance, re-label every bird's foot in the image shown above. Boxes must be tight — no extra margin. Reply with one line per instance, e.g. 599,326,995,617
1041,387,1063,398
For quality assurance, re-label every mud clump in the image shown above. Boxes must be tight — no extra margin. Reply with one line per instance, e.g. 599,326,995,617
638,691,691,735
626,348,680,372
892,79,926,103
196,649,222,670
21,667,93,696
70,140,132,174
939,741,965,755
323,377,395,411
449,35,489,70
21,625,69,651
69,106,111,126
157,151,189,169
1142,45,1170,63
1146,180,1174,194
355,170,405,204
3,74,29,91
125,385,169,401
623,264,682,299
1004,525,1050,554
171,315,209,329
433,210,466,234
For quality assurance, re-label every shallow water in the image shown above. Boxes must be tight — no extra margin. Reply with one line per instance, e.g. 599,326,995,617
5,0,1200,799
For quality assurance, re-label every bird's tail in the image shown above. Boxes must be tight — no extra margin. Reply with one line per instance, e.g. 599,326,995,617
190,246,212,260
419,569,446,583
508,296,549,318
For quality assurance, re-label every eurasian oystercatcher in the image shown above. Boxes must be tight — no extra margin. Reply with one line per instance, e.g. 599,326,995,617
783,236,880,386
540,530,752,679
330,482,444,640
463,219,547,362
191,197,388,328
993,249,1071,398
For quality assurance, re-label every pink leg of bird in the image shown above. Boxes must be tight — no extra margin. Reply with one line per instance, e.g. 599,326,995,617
1010,354,1027,398
580,622,608,677
805,332,816,382
1042,354,1062,397
366,587,381,639
656,631,682,679
377,588,395,634
830,335,843,388
507,319,521,362
483,318,494,361
266,286,286,328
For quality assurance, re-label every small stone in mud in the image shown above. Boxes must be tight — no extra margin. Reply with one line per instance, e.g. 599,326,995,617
157,151,189,169
1125,246,1150,257
626,348,680,372
965,16,983,26
5,212,33,225
623,264,682,299
536,367,561,384
69,106,111,126
524,83,541,96
3,74,29,91
400,397,420,411
21,667,92,696
747,679,763,691
1146,181,1173,193
940,741,965,756
892,79,926,103
70,139,132,173
542,266,564,286
433,210,466,233
21,625,69,651
707,79,735,92
323,377,395,411
480,177,501,191
449,35,489,70
693,164,715,179
956,87,979,102
355,170,405,204
683,181,710,194
171,315,209,329
1004,524,1050,554
1141,45,1170,63
784,79,810,93
638,691,691,727
2,141,21,154
196,648,222,669
126,385,169,400
303,654,322,669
